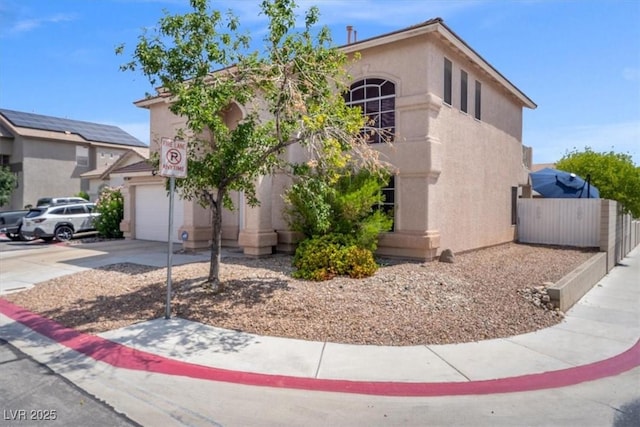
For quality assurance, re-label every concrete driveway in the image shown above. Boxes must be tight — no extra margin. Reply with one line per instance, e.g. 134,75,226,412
0,238,210,295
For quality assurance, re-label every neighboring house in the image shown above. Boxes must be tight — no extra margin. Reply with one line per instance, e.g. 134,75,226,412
0,108,149,209
80,150,148,201
121,18,537,260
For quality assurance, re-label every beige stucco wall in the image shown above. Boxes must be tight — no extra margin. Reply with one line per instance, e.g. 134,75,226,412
93,146,129,168
148,103,188,151
428,43,527,253
136,24,533,259
21,137,86,207
121,103,244,250
342,29,529,257
85,152,145,201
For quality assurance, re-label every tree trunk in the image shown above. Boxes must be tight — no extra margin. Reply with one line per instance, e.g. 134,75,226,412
208,192,224,293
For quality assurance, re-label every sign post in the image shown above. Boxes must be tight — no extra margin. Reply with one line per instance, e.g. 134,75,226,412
159,137,187,320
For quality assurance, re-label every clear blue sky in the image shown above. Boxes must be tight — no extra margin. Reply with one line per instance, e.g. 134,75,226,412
1,0,638,165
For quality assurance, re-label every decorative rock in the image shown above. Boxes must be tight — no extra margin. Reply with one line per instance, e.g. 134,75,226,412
439,249,455,263
541,295,551,303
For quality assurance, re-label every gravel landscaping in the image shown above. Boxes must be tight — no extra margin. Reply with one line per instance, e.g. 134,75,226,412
4,242,597,346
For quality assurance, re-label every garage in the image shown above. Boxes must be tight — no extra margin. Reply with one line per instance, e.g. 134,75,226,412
135,184,184,242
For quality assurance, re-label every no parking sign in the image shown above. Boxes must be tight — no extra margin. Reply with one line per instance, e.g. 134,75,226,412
160,137,187,178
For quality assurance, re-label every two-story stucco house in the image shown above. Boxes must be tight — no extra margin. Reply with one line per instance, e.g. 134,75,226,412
0,109,149,209
120,18,536,260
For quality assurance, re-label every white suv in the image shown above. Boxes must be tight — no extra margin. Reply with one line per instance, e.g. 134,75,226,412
21,203,100,242
36,197,88,207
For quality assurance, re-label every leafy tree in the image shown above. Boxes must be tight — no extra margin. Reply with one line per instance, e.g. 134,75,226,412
0,166,16,207
118,0,381,291
556,147,640,217
94,187,124,239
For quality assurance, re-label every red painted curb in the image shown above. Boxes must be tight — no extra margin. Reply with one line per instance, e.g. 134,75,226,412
1,298,638,397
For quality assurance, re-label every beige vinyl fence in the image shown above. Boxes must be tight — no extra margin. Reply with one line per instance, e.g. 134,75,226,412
517,198,640,272
517,198,639,312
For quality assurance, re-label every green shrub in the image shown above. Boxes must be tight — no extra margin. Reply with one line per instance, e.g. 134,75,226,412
292,234,378,281
283,177,334,237
284,167,393,251
94,187,124,239
341,246,378,279
0,166,17,207
75,190,90,201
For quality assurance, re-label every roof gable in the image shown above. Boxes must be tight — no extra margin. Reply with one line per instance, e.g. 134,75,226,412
340,18,536,109
134,18,535,111
80,150,148,179
0,108,147,147
111,159,155,175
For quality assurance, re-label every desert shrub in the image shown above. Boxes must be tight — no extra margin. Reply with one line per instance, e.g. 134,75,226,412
94,187,124,239
341,246,378,279
292,233,378,281
283,175,333,237
284,167,393,251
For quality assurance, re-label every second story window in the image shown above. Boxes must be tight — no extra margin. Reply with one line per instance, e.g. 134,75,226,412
76,146,89,167
460,70,468,113
444,58,453,105
345,78,396,144
475,80,482,120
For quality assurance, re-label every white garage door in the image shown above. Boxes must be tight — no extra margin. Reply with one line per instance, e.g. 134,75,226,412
135,185,184,242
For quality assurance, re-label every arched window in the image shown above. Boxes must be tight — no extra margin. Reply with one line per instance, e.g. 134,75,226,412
344,78,395,144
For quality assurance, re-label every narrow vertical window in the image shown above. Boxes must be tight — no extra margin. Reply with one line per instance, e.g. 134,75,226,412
460,70,468,113
475,80,482,120
444,58,452,105
511,186,518,225
381,176,395,231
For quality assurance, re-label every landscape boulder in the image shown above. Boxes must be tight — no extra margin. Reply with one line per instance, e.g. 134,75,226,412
439,249,455,263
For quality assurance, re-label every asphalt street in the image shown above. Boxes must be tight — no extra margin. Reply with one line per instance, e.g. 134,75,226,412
0,339,139,427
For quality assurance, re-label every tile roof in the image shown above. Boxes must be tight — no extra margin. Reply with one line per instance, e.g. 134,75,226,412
0,108,147,147
111,159,156,174
81,150,147,179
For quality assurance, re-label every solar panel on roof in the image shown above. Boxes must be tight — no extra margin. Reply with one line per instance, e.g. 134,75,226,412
0,108,146,147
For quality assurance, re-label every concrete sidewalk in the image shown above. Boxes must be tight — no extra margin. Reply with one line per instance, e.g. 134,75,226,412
0,240,638,425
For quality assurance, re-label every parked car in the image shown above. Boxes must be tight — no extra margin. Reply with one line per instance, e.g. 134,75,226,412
36,196,88,207
21,202,100,242
0,209,31,241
